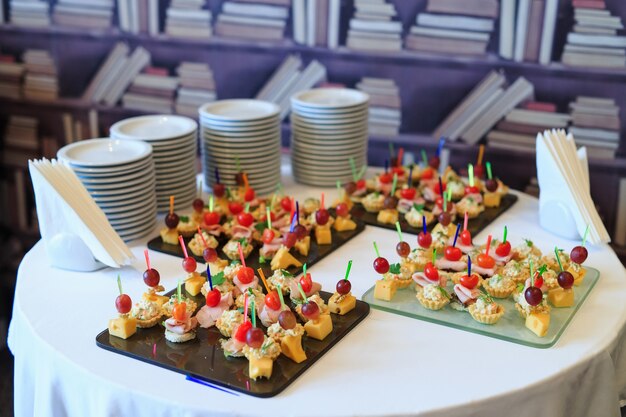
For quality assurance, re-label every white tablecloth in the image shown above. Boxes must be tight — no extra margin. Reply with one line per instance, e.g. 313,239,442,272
9,165,626,417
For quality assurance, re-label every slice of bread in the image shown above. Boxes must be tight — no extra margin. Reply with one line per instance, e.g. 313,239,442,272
165,329,196,343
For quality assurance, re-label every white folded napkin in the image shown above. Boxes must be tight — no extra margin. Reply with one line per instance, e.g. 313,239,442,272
29,159,134,271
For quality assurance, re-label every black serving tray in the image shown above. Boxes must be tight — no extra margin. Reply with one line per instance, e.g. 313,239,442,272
351,194,518,236
147,214,365,278
96,289,369,397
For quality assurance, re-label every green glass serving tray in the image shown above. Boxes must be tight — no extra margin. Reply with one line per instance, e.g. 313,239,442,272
351,193,517,236
96,289,369,397
362,267,599,348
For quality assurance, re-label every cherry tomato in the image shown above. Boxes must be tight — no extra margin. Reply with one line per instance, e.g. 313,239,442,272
203,211,220,225
280,197,292,212
421,168,434,180
237,212,254,227
300,273,313,293
228,202,244,215
433,181,446,195
476,253,495,269
244,188,255,202
460,230,472,246
460,274,479,289
265,290,281,311
391,166,404,177
234,321,252,343
237,266,255,284
205,289,221,307
172,302,187,321
424,262,439,281
261,211,276,223
533,272,544,289
465,185,480,195
400,188,416,200
115,294,132,314
495,241,511,257
417,232,432,248
379,172,393,184
444,246,462,261
356,179,366,189
262,228,276,244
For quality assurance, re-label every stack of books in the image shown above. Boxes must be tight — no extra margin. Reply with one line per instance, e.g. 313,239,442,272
9,0,50,27
164,0,212,39
215,1,289,41
52,0,114,29
561,2,626,68
117,0,160,35
568,96,621,159
122,68,179,114
486,102,570,153
0,55,24,99
175,62,217,117
356,77,401,137
432,70,535,144
406,0,497,56
82,43,151,106
292,0,340,48
255,54,327,119
3,115,39,153
345,0,402,52
500,0,559,64
22,49,58,101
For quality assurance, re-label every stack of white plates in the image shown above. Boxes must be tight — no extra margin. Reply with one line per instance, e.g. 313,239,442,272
199,99,281,196
57,138,156,242
290,88,369,186
110,115,198,213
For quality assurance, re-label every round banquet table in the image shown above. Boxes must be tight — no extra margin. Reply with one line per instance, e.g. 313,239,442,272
8,164,626,417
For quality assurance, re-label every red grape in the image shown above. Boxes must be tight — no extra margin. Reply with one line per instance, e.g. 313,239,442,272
460,274,478,289
237,212,254,227
373,257,389,274
336,203,350,217
172,302,187,321
557,271,574,289
474,164,485,178
524,286,543,306
244,188,255,202
205,288,221,307
315,208,329,226
115,294,132,314
280,196,293,212
383,196,398,209
143,268,160,287
300,273,313,293
246,327,265,348
278,310,297,330
485,179,498,192
495,241,511,257
477,253,495,269
344,182,357,195
228,202,244,215
570,246,588,264
213,183,225,198
234,321,252,343
444,246,462,261
424,262,439,281
301,301,320,320
293,224,307,240
182,257,197,273
438,212,451,226
336,279,351,295
235,172,245,186
400,188,416,200
283,232,297,248
192,198,204,213
262,228,276,245
165,213,179,229
417,232,432,248
465,185,480,195
237,266,255,284
379,173,393,184
203,247,218,263
429,156,440,169
203,211,220,225
265,290,281,310
460,230,472,246
396,241,411,257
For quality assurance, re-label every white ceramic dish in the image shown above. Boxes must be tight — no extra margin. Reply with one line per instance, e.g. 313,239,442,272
199,99,279,122
110,115,197,141
291,88,369,109
70,156,154,176
58,138,152,168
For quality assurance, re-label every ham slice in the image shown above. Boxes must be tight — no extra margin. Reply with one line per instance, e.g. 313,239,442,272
196,293,233,328
422,187,438,202
221,337,245,357
432,204,457,217
164,316,198,335
377,181,392,195
435,257,467,272
289,280,322,300
472,264,495,277
233,275,259,293
201,223,224,237
397,197,425,213
493,252,513,265
352,186,367,197
453,284,480,304
412,271,443,287
232,224,253,239
447,237,474,254
259,305,289,327
273,215,291,229
464,193,483,204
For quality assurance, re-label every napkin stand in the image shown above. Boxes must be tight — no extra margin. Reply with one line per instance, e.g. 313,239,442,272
538,199,580,240
46,232,107,272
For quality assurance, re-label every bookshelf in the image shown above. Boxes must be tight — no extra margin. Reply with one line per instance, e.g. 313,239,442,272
0,0,625,263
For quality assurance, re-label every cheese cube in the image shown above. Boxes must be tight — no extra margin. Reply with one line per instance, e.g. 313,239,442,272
376,209,398,225
315,226,332,245
294,236,311,256
271,247,303,270
108,317,137,339
248,357,273,380
525,312,550,337
568,265,586,286
281,334,307,363
159,228,178,245
548,288,574,308
374,280,396,301
208,259,229,275
185,272,206,296
333,216,357,232
142,293,169,308
328,292,356,315
483,192,501,208
304,314,333,341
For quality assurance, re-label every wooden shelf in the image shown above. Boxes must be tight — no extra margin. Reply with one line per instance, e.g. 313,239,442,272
3,23,626,83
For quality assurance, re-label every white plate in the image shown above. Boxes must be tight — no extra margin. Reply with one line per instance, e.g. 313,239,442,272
88,178,156,197
84,171,155,191
200,117,279,132
153,148,197,164
292,154,366,167
291,113,368,127
153,156,200,170
151,141,197,155
78,165,154,184
291,104,368,118
203,138,281,151
100,197,154,213
206,147,280,160
292,134,367,146
202,127,280,140
141,135,197,151
293,172,354,187
108,206,156,224
291,88,369,109
109,211,156,228
199,99,279,122
59,138,152,168
70,155,153,175
291,122,367,136
110,115,197,141
115,218,157,235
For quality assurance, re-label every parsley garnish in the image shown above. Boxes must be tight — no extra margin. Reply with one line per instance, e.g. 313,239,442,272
516,283,524,293
259,255,266,264
478,292,494,304
212,271,225,286
255,222,268,233
281,269,294,278
180,215,189,223
389,263,401,274
412,203,424,213
230,259,241,266
524,238,533,247
437,286,450,299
